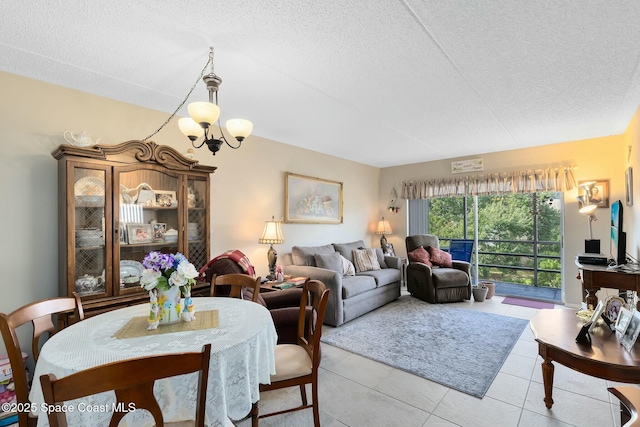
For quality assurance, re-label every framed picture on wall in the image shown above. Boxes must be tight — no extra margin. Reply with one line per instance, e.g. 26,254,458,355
284,172,343,224
579,179,609,208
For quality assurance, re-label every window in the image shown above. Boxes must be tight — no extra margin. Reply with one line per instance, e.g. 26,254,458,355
409,192,562,288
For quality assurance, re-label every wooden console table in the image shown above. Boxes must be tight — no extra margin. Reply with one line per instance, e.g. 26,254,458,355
576,259,640,310
530,309,640,409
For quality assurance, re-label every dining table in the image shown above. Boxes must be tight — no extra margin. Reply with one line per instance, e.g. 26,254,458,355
29,297,277,427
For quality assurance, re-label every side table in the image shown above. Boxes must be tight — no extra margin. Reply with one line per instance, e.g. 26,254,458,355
401,257,408,287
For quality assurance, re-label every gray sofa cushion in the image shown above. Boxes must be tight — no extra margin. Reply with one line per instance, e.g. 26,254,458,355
314,253,342,273
332,240,366,264
356,268,401,287
292,244,335,266
342,276,377,299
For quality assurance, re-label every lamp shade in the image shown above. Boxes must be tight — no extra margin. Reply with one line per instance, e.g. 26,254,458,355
376,217,392,235
579,204,597,216
226,119,253,141
178,118,205,140
188,101,220,127
259,216,284,245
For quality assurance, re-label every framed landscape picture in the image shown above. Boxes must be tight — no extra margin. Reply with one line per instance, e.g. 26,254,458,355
285,172,343,224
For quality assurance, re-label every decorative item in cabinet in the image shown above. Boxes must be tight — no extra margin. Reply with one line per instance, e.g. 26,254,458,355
53,140,215,322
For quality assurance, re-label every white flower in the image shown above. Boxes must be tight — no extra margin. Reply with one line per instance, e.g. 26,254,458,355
177,260,199,280
169,270,188,287
140,269,161,290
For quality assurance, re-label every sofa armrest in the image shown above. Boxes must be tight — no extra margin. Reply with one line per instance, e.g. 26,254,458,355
452,260,471,276
283,265,344,326
384,255,402,270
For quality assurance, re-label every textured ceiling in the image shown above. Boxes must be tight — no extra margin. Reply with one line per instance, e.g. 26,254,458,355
2,1,640,167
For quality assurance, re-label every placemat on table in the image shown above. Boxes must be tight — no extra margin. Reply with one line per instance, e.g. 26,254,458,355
112,310,219,339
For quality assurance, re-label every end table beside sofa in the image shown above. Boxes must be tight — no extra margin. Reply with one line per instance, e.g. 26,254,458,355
282,240,402,326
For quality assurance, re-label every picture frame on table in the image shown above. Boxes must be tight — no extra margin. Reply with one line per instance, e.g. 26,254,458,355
588,300,605,333
154,190,177,208
382,243,396,257
604,295,626,324
621,309,640,352
137,189,155,207
284,172,343,224
615,307,634,335
126,223,154,244
578,179,609,208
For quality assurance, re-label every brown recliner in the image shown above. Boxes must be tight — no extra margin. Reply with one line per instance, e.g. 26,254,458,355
405,235,471,303
201,256,304,344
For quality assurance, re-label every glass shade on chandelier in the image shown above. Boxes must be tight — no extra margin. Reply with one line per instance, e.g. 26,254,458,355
259,216,284,281
177,47,253,155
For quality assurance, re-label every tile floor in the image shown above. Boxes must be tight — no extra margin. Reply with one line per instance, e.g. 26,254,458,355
236,291,631,427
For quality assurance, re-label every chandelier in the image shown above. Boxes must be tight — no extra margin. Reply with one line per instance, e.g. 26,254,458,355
143,47,252,155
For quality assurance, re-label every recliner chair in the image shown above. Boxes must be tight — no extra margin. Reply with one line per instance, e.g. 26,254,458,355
405,235,472,303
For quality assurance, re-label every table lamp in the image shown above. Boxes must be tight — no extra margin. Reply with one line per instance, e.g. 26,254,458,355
258,216,284,280
376,217,392,248
577,195,599,253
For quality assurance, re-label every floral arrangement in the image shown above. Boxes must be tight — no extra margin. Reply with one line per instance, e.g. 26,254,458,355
140,251,198,292
140,251,198,328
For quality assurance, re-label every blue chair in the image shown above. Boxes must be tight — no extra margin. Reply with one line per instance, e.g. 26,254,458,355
449,239,474,263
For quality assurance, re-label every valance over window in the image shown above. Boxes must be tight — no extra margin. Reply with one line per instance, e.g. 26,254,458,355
401,167,576,200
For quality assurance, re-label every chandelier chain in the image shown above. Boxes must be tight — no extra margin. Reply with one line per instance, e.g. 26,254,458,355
141,55,213,142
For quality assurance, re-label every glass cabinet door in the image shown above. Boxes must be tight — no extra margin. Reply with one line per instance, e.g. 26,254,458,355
187,178,208,271
72,166,108,296
116,168,180,295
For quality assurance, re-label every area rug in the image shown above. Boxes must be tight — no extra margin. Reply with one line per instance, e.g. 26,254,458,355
502,297,555,309
321,296,528,398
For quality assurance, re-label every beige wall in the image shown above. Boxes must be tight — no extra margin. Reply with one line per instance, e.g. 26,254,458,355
2,68,639,328
0,72,380,325
380,131,632,307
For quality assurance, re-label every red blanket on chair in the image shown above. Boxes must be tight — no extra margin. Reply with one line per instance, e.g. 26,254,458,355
199,250,256,278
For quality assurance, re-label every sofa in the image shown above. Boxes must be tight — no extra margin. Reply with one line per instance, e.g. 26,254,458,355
282,240,402,326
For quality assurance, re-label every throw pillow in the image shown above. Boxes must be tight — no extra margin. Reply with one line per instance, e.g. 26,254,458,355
314,253,342,273
352,248,381,272
340,254,356,276
427,246,453,268
407,246,432,267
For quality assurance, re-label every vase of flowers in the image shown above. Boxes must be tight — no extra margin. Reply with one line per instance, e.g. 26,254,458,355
140,251,198,329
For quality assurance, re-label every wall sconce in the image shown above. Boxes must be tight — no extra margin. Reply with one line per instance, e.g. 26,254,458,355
387,188,400,214
258,216,284,280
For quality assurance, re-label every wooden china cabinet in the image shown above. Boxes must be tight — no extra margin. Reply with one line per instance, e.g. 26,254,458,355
52,140,215,323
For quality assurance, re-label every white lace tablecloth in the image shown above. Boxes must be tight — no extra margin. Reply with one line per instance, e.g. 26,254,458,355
29,297,277,427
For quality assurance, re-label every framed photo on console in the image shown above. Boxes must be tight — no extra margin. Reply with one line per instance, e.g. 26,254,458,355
621,309,640,352
588,300,605,333
615,307,633,335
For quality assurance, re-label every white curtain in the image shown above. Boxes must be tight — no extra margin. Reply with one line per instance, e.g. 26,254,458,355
401,167,576,199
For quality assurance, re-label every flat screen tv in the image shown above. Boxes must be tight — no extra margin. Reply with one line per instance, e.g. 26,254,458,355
610,200,626,266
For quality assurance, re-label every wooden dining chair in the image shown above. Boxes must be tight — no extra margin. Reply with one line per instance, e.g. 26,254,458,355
0,294,84,427
252,280,329,427
40,343,212,427
609,386,640,427
210,273,261,302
